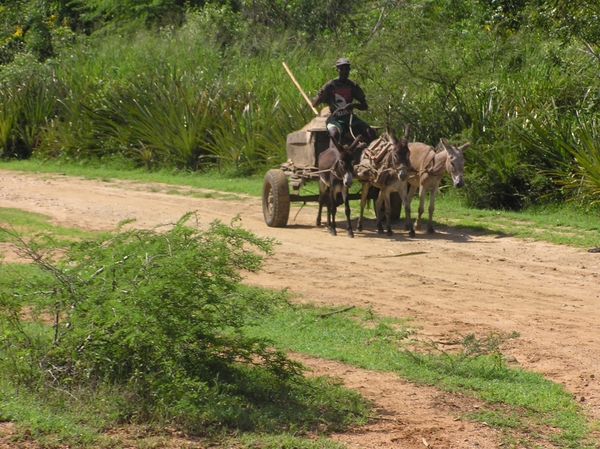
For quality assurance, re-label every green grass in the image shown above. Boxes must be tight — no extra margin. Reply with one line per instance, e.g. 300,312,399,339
432,189,600,249
0,158,265,197
0,384,102,447
226,433,348,449
0,207,101,246
0,365,370,449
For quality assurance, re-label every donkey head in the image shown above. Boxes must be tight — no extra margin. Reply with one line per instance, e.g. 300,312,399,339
440,138,471,188
387,124,411,181
331,134,364,188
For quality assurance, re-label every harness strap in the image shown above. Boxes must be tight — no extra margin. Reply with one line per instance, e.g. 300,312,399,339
330,158,344,181
316,159,345,181
349,113,356,140
422,150,440,176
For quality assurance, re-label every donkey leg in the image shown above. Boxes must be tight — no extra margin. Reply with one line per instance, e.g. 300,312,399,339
316,182,328,227
326,208,337,236
426,187,438,234
327,192,337,236
357,182,368,232
416,186,427,231
383,193,393,236
374,192,385,234
400,185,415,237
329,208,338,236
317,200,324,227
343,192,354,238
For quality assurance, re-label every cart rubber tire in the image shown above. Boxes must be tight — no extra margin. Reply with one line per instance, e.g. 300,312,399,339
262,169,290,227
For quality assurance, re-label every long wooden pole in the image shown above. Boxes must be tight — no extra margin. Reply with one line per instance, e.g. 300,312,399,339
282,62,320,116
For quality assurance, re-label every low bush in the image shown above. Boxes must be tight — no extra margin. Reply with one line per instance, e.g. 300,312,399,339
0,213,309,431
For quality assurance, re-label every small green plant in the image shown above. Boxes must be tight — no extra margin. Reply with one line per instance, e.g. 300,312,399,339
415,331,520,370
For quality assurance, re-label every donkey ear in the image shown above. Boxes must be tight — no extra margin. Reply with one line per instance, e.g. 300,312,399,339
348,134,364,152
403,123,410,140
458,142,471,152
386,126,397,143
440,138,457,155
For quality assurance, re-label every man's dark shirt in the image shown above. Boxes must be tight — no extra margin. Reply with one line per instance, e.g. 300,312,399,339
315,77,367,119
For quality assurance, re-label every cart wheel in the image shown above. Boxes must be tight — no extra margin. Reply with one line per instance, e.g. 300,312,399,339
262,169,290,227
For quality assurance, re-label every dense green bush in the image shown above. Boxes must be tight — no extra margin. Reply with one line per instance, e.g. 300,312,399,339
0,67,63,159
0,214,304,425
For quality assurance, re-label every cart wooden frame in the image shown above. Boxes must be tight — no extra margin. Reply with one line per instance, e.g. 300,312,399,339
262,115,371,227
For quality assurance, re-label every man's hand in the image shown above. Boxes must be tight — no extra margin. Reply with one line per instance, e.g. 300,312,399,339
312,89,325,107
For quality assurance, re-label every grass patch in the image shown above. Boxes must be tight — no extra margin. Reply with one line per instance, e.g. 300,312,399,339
0,383,102,447
0,207,100,243
228,433,348,449
0,159,264,197
0,368,371,448
390,188,600,249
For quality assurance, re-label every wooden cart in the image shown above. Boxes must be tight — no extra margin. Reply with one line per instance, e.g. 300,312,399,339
262,115,376,227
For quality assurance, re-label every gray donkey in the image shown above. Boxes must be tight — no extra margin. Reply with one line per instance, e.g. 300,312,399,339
316,135,364,237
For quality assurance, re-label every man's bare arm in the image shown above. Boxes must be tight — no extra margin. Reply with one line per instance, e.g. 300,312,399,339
312,88,325,107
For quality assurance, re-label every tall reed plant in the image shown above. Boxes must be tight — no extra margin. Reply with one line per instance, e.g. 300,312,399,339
0,67,61,159
16,75,61,158
34,15,331,172
517,112,600,206
0,84,17,156
97,74,217,169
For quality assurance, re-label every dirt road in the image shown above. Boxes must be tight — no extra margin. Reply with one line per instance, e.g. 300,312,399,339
0,169,598,448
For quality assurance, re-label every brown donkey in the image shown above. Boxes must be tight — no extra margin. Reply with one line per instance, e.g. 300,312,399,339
356,125,412,236
407,138,471,233
316,135,364,237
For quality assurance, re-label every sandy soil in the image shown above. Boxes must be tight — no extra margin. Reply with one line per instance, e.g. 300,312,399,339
0,169,599,449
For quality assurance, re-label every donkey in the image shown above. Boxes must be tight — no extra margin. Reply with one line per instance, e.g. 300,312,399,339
356,125,412,236
406,138,471,233
316,135,364,237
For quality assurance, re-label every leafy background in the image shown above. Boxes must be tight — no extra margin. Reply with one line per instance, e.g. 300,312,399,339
2,0,600,210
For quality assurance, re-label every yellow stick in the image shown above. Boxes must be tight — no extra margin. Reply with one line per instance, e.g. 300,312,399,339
282,62,320,116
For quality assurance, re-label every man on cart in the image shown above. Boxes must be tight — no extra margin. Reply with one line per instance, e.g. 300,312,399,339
312,57,378,145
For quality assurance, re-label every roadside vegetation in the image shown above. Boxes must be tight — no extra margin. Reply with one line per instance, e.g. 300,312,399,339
1,0,600,211
0,213,372,449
